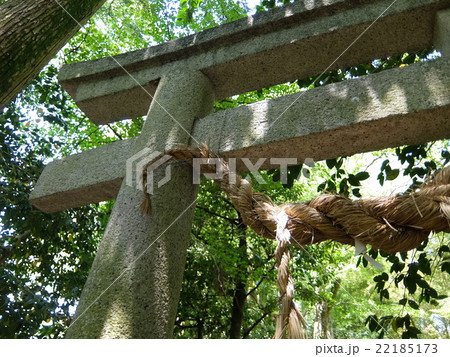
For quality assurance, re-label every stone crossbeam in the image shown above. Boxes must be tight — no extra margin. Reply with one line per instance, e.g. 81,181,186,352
30,57,450,213
58,0,450,125
29,138,137,212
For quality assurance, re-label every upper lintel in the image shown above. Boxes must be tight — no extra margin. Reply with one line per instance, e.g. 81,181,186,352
59,0,450,125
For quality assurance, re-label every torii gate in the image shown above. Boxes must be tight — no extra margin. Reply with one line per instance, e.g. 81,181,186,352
30,0,450,338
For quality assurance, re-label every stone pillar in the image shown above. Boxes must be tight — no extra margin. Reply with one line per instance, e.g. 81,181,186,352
435,8,450,57
65,70,214,338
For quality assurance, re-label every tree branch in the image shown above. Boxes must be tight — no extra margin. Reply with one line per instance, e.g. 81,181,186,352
242,312,269,339
106,124,123,140
196,205,238,225
245,276,266,297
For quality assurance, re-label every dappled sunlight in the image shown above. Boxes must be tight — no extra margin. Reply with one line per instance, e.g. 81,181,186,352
246,99,270,145
380,83,408,115
328,82,349,99
100,297,133,338
424,68,450,107
193,56,450,175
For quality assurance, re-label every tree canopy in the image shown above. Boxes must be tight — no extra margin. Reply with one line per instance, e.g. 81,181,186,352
1,0,449,339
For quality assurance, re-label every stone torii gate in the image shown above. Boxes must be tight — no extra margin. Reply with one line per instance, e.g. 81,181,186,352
30,0,450,338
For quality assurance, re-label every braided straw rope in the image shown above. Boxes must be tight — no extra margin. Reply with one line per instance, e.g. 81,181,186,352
274,211,307,338
140,145,450,338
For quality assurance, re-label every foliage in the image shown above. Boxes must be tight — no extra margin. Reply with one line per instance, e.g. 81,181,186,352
176,178,279,338
0,93,109,338
256,0,292,12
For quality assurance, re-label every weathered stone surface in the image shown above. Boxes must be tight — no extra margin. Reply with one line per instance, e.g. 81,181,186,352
195,57,450,171
29,138,136,212
59,0,450,124
31,58,450,212
435,8,450,55
65,70,215,339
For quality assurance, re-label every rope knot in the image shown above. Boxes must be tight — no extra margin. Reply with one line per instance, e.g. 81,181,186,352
274,211,291,244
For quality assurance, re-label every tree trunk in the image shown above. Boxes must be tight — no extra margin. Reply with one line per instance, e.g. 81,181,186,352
313,279,341,339
229,220,247,339
0,0,106,110
196,318,204,339
229,278,246,338
313,299,333,339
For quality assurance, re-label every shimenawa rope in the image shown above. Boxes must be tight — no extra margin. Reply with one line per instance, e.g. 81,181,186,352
139,145,450,338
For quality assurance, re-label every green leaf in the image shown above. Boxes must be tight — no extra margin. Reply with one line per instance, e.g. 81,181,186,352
365,315,379,332
430,300,439,306
355,171,370,180
408,300,419,309
401,331,411,339
404,275,417,294
441,262,450,274
390,261,405,273
406,326,422,338
402,53,416,64
427,287,438,299
283,164,302,188
386,168,400,180
416,278,429,289
352,188,361,197
326,158,336,169
380,159,390,171
395,273,405,287
438,245,450,257
348,174,361,186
